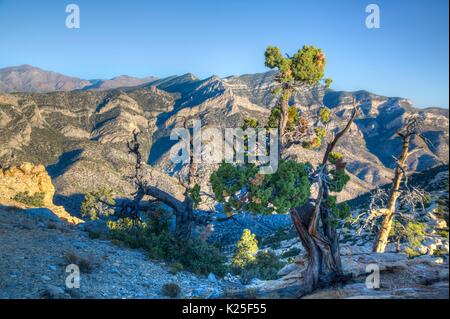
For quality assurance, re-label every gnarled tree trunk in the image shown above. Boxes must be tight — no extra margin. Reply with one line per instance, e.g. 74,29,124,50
289,201,342,296
285,102,358,297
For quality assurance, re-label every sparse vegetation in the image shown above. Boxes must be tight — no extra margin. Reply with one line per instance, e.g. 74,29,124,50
162,283,181,298
13,191,45,207
80,188,116,220
237,251,284,284
107,218,228,276
231,230,284,283
168,262,184,275
64,251,99,274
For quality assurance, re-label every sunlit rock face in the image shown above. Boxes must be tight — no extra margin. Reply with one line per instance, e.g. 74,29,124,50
0,162,82,224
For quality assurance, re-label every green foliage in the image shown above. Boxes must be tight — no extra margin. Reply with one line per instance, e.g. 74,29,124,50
328,152,344,165
188,184,201,208
80,188,115,220
319,107,332,124
168,262,184,275
267,107,281,129
107,218,228,276
242,118,259,130
302,137,322,149
265,45,328,86
287,106,299,130
210,162,258,203
211,160,311,215
146,208,171,235
323,196,351,228
264,46,284,69
232,229,259,269
314,127,327,139
324,78,333,88
237,251,284,284
329,170,351,193
13,191,45,207
390,220,427,257
162,283,181,298
291,45,326,85
404,222,427,250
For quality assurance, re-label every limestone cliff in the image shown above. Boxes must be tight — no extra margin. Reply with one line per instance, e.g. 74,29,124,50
0,162,83,224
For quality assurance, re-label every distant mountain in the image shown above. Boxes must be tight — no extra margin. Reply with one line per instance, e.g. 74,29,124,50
0,65,157,93
0,69,448,214
0,65,91,93
82,75,158,91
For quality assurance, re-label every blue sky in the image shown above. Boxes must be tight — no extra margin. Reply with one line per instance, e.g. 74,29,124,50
0,0,448,108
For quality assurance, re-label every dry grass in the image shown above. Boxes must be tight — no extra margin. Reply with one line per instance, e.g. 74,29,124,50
162,283,181,298
64,251,99,274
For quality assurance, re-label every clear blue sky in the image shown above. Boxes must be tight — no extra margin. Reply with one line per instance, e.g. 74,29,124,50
0,0,448,108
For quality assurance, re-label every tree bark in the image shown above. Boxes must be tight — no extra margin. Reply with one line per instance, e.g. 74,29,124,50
289,202,342,297
373,133,411,253
175,196,194,240
279,88,291,148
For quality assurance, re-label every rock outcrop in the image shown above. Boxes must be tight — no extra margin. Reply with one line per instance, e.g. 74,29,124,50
0,163,82,224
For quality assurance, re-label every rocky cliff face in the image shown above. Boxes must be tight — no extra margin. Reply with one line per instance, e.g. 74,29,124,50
0,162,82,224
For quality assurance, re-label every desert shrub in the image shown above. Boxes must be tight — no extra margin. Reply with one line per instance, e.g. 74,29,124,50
162,283,181,298
64,251,99,273
177,239,228,276
238,251,284,284
390,220,427,257
232,229,258,269
169,262,184,275
107,218,228,276
13,191,45,207
80,188,115,220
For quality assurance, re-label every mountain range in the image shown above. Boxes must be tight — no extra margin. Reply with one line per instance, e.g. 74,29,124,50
0,65,158,93
0,65,448,215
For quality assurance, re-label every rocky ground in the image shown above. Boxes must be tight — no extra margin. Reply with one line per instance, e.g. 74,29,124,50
249,238,449,299
1,204,448,299
0,206,229,299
